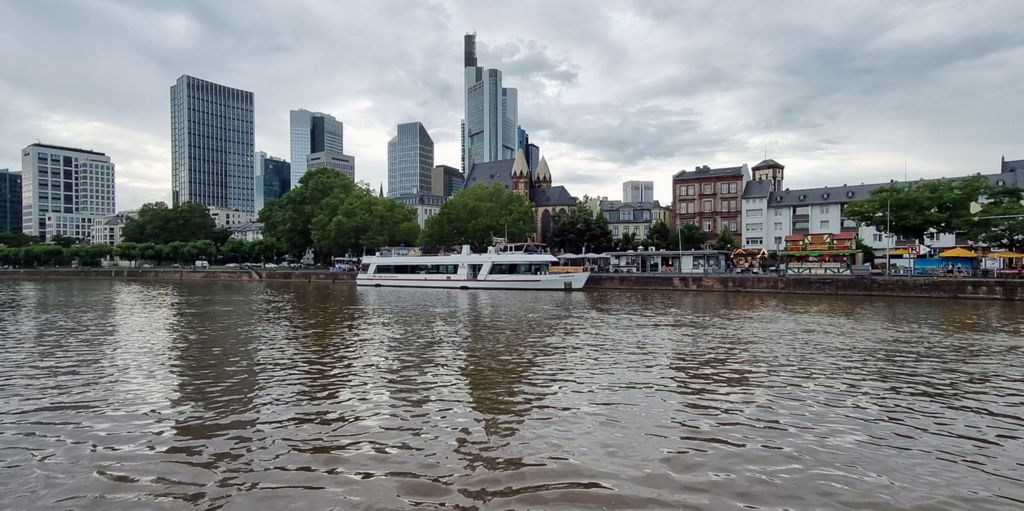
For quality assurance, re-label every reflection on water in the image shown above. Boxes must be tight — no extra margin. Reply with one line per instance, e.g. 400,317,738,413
1,279,1023,510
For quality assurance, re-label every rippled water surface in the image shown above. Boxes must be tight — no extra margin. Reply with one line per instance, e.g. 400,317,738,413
1,279,1024,510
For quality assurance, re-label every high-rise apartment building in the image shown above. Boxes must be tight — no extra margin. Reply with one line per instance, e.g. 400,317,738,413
462,33,518,172
170,75,255,214
289,109,351,186
20,143,116,241
431,165,465,198
1,169,22,234
388,122,434,198
254,151,291,215
623,181,654,202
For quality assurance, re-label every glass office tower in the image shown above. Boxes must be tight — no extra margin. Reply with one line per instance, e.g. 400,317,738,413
387,122,434,198
462,33,518,172
170,75,255,214
289,109,344,187
254,151,291,215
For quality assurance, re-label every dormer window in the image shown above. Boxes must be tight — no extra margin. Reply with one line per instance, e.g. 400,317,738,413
997,180,1005,186
823,192,829,199
847,191,854,198
798,194,806,201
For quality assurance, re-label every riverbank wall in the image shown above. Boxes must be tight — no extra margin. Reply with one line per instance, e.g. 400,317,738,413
587,274,1024,300
2,269,1022,300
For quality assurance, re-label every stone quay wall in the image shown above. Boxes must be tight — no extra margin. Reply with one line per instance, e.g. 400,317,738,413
2,270,1023,300
587,274,1024,300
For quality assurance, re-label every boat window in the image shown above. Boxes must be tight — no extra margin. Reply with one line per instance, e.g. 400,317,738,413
490,263,549,275
374,264,459,274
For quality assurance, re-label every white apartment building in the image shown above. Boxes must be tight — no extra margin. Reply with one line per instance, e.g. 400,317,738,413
21,143,116,242
207,206,251,229
395,193,445,228
739,158,1022,253
91,211,136,245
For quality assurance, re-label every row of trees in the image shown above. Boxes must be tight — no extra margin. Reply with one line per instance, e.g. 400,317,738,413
844,175,1024,251
0,238,287,268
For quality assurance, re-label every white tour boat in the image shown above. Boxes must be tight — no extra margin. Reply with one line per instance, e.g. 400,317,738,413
357,244,589,290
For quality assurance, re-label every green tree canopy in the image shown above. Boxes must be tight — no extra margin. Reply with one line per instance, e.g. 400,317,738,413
420,184,535,252
122,202,222,244
968,184,1024,251
311,187,420,256
714,227,739,251
0,233,38,247
843,175,989,242
670,223,706,250
549,205,614,253
644,220,671,250
261,168,359,256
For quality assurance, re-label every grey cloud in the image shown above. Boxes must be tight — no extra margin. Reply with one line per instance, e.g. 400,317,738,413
1,0,1023,208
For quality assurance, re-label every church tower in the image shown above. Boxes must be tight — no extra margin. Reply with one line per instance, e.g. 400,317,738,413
534,156,552,189
751,159,784,192
510,148,531,196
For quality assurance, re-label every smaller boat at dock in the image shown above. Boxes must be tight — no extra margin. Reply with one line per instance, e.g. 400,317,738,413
357,243,589,290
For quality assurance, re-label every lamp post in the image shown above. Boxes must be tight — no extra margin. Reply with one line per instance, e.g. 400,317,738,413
885,199,891,276
677,224,683,273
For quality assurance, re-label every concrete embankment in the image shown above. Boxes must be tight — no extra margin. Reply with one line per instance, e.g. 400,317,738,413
0,269,357,283
587,274,1024,301
2,269,1023,300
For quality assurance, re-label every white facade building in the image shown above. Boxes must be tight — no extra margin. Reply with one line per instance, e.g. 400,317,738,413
395,193,445,228
21,143,116,242
91,211,135,245
229,221,263,241
622,181,654,203
207,206,250,229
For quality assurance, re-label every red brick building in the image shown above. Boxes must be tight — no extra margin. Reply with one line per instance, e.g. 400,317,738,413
672,164,749,245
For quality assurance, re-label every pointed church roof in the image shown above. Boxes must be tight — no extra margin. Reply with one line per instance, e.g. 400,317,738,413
752,159,784,170
511,148,530,177
536,156,551,180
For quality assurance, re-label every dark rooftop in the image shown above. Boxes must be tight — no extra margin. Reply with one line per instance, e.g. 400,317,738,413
673,165,745,180
27,143,106,157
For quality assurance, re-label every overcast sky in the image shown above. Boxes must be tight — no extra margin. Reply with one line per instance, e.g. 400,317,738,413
1,1,1022,210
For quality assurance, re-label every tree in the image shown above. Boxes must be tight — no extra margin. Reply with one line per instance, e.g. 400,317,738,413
549,205,614,253
968,184,1024,251
311,186,420,256
0,232,38,248
221,238,250,263
250,238,284,262
671,223,706,250
714,227,739,251
420,184,535,252
261,168,358,257
122,202,223,244
114,242,142,264
844,175,989,242
70,244,112,266
49,234,78,248
644,220,671,250
615,232,639,251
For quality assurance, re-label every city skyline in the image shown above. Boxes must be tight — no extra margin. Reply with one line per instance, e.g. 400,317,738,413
1,1,1022,211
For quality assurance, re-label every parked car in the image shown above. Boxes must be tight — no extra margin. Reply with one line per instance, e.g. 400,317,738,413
264,263,278,270
142,264,153,269
224,263,240,269
195,260,210,269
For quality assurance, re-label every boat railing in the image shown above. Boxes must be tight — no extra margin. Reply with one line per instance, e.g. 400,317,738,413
551,266,584,273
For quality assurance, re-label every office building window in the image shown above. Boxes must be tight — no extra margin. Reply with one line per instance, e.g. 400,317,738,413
702,183,713,194
702,200,713,212
746,223,763,232
774,222,783,231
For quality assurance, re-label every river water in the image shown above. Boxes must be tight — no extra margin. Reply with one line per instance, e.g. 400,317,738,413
1,279,1023,510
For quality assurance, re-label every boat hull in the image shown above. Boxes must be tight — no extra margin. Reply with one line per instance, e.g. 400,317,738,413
356,272,590,290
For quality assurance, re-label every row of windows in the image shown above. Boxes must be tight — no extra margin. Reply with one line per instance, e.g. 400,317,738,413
374,264,459,275
678,199,739,213
489,263,550,275
612,225,650,237
678,182,740,196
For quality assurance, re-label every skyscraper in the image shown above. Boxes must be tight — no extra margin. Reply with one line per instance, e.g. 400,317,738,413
20,143,116,241
254,151,291,215
0,169,22,234
289,109,349,186
622,181,654,202
462,33,518,172
170,75,255,214
387,122,434,198
431,165,465,198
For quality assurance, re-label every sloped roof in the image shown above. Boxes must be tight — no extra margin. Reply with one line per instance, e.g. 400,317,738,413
464,158,515,190
599,200,664,211
752,159,784,170
532,185,576,207
742,179,773,199
673,165,745,179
